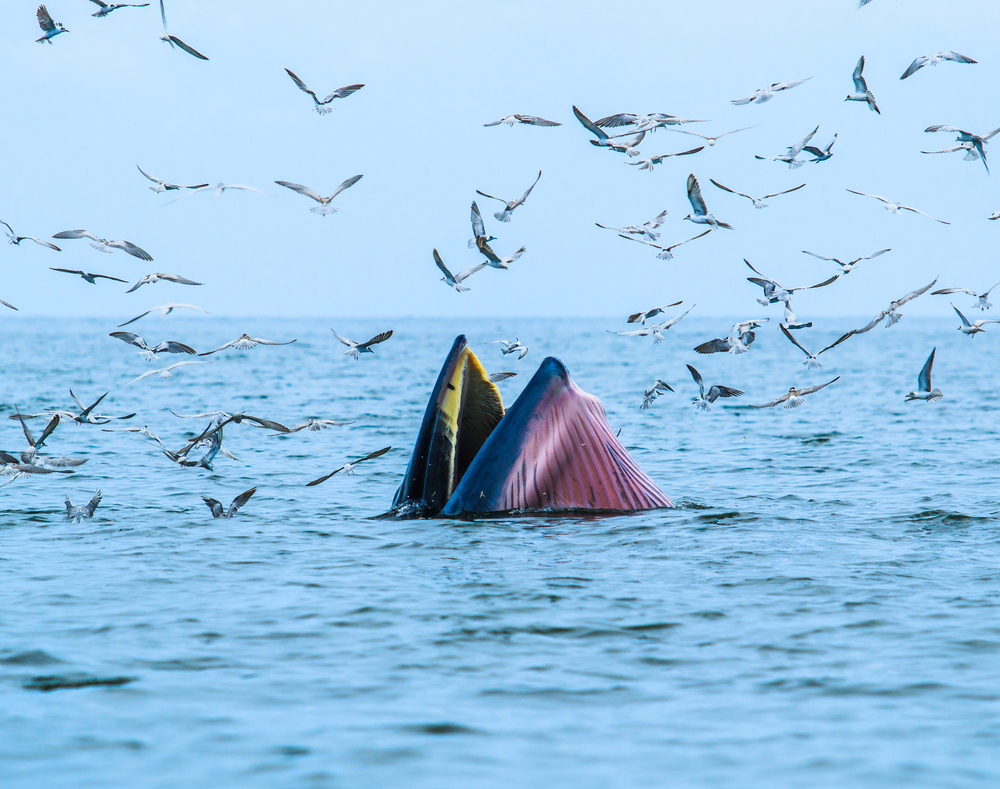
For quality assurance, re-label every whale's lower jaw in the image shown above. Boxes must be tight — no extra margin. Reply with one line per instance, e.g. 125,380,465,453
389,337,671,518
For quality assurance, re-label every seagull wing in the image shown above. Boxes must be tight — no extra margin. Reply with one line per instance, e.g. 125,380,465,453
197,339,236,356
708,179,750,201
108,240,153,261
153,340,196,355
275,181,324,203
608,328,652,337
707,385,744,402
331,329,357,348
432,249,455,281
284,68,318,101
594,113,638,128
818,330,855,355
168,35,208,60
226,487,257,518
516,115,560,127
665,230,712,251
354,446,391,465
519,171,542,203
359,330,393,349
900,56,929,80
686,174,708,215
159,274,202,286
900,205,950,224
788,125,819,157
202,497,224,517
322,84,364,102
852,56,868,92
248,336,296,346
773,78,811,91
780,324,814,358
93,273,128,283
488,372,517,383
83,490,102,518
932,287,976,297
802,250,836,262
109,331,147,349
694,338,732,354
53,229,101,242
305,467,343,486
797,377,841,397
897,277,938,306
854,309,890,335
762,184,806,200
483,118,504,127
917,348,935,391
159,0,167,29
846,189,889,205
136,165,161,185
952,304,972,327
686,364,706,399
470,201,486,238
474,190,505,205
859,248,891,262
572,106,608,140
749,394,786,409
659,305,695,329
37,4,56,31
453,262,489,282
940,51,977,65
804,275,840,291
330,174,363,198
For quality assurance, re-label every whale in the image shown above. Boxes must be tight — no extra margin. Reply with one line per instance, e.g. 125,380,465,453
389,335,672,517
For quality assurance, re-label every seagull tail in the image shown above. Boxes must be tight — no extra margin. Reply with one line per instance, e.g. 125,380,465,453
314,105,333,115
928,389,943,402
494,210,512,223
784,396,805,409
310,205,337,215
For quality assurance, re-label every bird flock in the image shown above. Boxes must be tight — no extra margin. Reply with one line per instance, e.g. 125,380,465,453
4,2,998,520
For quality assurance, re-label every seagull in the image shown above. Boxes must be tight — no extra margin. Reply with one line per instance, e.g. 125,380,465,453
488,372,517,383
50,268,127,285
202,488,257,519
101,425,168,449
119,360,212,388
750,377,840,409
834,277,938,339
923,125,999,175
779,324,852,370
668,126,758,147
846,56,880,113
952,304,1000,337
572,105,618,150
626,147,704,171
158,0,207,59
274,175,363,215
284,68,363,114
176,184,268,202
709,179,805,209
468,201,497,249
755,125,819,169
694,318,768,355
475,239,525,269
38,389,135,425
198,334,297,356
1,298,16,311
169,411,289,439
66,491,102,523
780,301,812,330
118,302,208,328
846,190,950,224
803,134,837,162
90,1,149,17
484,114,560,127
905,349,943,402
609,306,694,344
109,331,196,360
306,446,392,487
686,364,743,412
434,249,486,292
52,230,153,260
488,338,529,359
684,174,732,230
10,409,82,469
990,211,1000,220
640,380,674,410
476,171,541,222
731,78,811,106
331,328,393,359
125,273,201,293
603,131,647,156
136,166,208,193
594,112,707,132
266,418,356,436
2,220,61,250
744,259,839,306
35,5,68,43
932,282,999,310
165,426,222,470
628,302,683,324
802,248,891,275
12,408,59,452
617,230,712,260
901,52,976,80
595,210,669,241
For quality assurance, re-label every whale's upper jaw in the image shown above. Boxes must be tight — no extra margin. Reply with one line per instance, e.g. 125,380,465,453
389,335,504,518
440,354,672,517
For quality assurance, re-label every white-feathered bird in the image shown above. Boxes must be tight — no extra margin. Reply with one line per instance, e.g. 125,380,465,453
476,171,541,222
331,328,393,359
284,68,363,114
709,179,805,209
275,175,363,215
901,51,976,80
52,230,153,260
932,282,999,310
750,377,840,409
905,349,943,402
845,56,879,113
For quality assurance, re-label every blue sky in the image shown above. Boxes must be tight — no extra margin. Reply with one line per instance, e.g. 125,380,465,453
2,0,997,319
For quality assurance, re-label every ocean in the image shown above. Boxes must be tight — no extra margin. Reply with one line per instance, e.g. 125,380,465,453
2,315,998,788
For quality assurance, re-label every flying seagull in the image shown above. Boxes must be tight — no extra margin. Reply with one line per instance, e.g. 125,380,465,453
594,112,707,132
684,174,732,229
158,0,207,59
119,359,212,388
694,318,768,355
846,56,880,113
668,126,758,147
199,334,297,356
331,328,393,359
484,114,560,127
778,324,853,370
595,209,669,241
266,418,356,436
609,306,694,344
731,78,811,105
488,372,517,383
617,230,712,260
202,487,257,519
834,277,938,339
475,239,525,269
572,105,617,150
2,220,61,250
35,5,68,43
468,201,497,249
306,446,392,487
626,147,704,171
921,141,984,163
274,175,363,215
932,282,999,310
12,408,60,453
952,304,1000,337
488,338,529,359
602,130,646,156
284,68,363,114
118,302,208,327
136,166,207,193
628,302,683,324
905,349,943,402
50,268,127,285
52,230,152,260
755,125,819,169
434,249,485,292
750,377,840,409
126,273,202,293
640,380,674,410
90,1,149,17
923,125,999,175
709,179,805,209
744,259,839,305
66,491,102,523
109,331,196,360
901,52,976,80
476,171,541,222
803,134,837,162
802,248,891,275
687,364,743,412
846,190,950,224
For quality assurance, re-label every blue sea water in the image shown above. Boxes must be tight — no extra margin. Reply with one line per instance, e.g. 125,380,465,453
1,315,998,788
